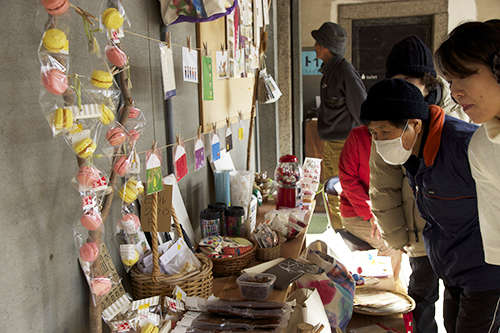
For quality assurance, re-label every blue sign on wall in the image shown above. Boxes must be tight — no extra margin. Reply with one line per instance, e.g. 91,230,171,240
302,51,322,75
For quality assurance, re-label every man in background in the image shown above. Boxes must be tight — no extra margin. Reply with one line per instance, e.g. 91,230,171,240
311,22,367,229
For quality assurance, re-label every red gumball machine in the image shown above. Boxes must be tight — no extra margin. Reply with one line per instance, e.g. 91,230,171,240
275,155,303,209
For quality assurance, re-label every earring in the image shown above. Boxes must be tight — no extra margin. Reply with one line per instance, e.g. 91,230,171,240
493,50,500,84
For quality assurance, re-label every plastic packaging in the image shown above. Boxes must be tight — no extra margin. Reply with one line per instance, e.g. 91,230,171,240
236,273,276,300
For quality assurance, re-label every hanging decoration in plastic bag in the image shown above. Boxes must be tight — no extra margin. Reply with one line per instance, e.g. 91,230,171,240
160,0,237,25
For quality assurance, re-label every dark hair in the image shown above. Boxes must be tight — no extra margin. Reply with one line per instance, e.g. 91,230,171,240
423,72,439,92
435,20,500,78
387,119,408,129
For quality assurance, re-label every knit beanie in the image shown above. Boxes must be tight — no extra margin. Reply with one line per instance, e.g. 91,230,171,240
385,35,437,79
311,22,347,56
360,79,430,123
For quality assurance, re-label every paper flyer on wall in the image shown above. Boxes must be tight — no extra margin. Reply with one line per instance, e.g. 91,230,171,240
160,44,176,99
182,46,198,83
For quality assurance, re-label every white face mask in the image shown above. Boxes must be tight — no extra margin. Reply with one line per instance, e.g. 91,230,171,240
374,121,417,165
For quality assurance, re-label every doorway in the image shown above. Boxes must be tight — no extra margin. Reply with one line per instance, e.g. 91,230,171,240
352,16,433,91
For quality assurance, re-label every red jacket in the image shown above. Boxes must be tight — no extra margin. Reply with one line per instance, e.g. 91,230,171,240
339,125,373,220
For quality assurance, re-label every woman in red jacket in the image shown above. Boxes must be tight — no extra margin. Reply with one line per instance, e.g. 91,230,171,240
338,125,402,280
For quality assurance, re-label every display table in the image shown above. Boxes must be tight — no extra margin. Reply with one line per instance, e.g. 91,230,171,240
212,200,316,302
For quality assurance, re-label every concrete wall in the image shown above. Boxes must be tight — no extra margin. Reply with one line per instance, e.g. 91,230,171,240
0,1,256,332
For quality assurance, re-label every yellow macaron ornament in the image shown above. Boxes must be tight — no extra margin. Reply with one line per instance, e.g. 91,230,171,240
102,8,124,30
99,104,115,125
42,28,68,53
91,70,114,89
73,137,96,159
140,323,159,333
53,107,73,130
122,249,139,267
119,178,144,204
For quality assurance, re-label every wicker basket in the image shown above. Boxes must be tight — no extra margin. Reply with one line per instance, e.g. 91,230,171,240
256,235,282,261
209,238,258,276
130,195,213,299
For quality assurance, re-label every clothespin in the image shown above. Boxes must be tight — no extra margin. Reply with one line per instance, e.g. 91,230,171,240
203,42,208,57
70,4,97,26
176,134,181,146
238,110,243,121
187,36,191,52
151,141,158,154
212,123,217,135
221,43,225,55
166,32,171,48
197,126,202,140
226,117,231,128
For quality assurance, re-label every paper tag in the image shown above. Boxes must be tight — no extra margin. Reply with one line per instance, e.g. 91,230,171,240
129,152,141,174
146,151,163,194
93,176,108,192
165,296,185,312
71,104,100,120
121,219,136,234
120,244,136,260
82,195,96,210
238,120,244,141
159,239,186,267
173,285,187,302
225,127,233,151
142,253,153,268
211,134,221,161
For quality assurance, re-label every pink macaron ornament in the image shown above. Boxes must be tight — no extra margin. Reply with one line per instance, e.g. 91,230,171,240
77,165,100,187
114,156,131,177
42,68,68,95
105,127,126,146
106,45,127,67
41,0,69,16
81,209,103,231
79,242,100,262
128,107,141,119
91,276,112,296
127,129,141,142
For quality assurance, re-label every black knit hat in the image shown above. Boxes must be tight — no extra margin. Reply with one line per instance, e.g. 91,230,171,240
311,22,347,56
385,35,437,79
360,79,429,123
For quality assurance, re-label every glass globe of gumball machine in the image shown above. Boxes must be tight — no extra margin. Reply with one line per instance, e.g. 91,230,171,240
275,155,303,209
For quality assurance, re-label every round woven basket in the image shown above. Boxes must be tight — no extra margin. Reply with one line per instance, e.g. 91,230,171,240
130,253,213,299
209,238,258,276
256,235,282,261
129,194,213,299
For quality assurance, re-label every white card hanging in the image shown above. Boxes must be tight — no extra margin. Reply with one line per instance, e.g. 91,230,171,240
160,40,177,99
182,40,198,83
216,50,228,80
